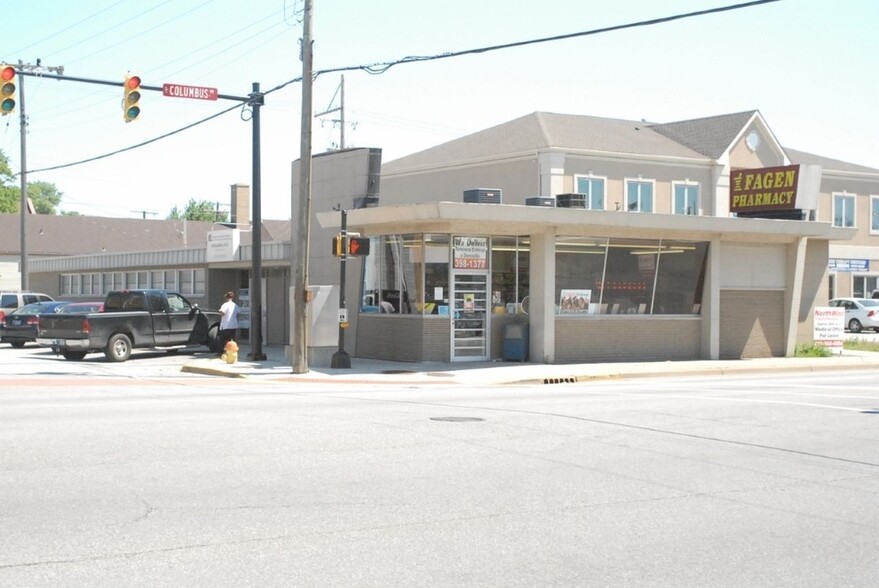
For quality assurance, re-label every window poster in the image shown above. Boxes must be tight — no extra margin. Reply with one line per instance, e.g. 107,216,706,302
559,289,591,314
463,293,475,313
453,236,488,270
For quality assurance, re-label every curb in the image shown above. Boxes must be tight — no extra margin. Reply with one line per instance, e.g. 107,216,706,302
180,364,249,378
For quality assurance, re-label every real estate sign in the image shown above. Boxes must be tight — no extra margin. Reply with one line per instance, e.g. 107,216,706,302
813,306,844,349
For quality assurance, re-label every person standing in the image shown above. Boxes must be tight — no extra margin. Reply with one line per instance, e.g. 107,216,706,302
218,290,240,353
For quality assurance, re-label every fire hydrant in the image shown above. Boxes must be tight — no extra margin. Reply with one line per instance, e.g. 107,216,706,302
221,340,239,364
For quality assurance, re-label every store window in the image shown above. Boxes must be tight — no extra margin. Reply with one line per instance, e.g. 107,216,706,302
853,275,879,299
673,182,699,215
361,234,420,314
625,179,654,212
871,195,879,234
491,236,529,312
833,193,855,228
422,234,450,315
574,176,606,210
555,237,707,315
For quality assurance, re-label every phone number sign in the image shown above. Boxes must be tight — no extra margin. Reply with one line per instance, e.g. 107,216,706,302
453,236,488,270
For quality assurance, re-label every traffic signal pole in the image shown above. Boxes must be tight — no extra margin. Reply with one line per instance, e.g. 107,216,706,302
247,82,267,361
330,209,351,368
10,67,267,359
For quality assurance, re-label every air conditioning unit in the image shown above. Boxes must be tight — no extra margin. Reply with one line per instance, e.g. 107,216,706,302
525,197,555,207
463,188,502,204
556,193,587,208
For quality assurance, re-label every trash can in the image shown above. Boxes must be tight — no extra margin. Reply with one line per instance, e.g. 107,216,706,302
502,323,529,362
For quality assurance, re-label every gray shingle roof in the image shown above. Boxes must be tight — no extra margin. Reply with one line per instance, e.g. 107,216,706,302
784,148,879,174
648,110,759,159
0,214,219,256
382,111,707,173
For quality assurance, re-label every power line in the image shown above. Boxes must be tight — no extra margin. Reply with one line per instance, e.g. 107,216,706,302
17,0,779,176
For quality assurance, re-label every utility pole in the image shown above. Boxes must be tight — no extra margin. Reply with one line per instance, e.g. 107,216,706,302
315,75,347,150
248,82,267,361
14,60,64,291
291,0,313,374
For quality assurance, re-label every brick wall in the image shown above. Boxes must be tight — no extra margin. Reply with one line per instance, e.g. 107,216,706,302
555,317,702,363
355,315,450,362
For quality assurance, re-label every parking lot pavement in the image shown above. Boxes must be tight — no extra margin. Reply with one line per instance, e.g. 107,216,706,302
1,343,220,380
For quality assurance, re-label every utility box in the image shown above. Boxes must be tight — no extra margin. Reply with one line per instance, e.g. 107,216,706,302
502,322,529,362
464,188,502,204
556,193,587,208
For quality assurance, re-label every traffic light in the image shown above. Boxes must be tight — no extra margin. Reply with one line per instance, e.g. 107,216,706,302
123,73,141,122
0,64,16,115
332,235,371,257
347,236,370,256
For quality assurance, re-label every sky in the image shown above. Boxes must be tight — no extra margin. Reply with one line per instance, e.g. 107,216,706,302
2,0,878,221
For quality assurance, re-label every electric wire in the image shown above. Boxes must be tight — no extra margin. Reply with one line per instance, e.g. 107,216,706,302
18,0,779,177
4,0,132,58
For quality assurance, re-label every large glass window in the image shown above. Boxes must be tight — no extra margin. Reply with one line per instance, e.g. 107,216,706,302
361,234,420,314
574,176,605,210
871,195,879,233
626,179,654,212
491,236,529,311
422,234,450,315
833,193,855,227
673,183,699,215
555,237,707,315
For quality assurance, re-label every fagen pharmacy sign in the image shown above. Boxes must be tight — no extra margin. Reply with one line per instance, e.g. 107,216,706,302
730,164,799,213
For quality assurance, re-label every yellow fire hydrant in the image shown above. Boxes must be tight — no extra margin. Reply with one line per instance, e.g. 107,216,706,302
221,340,239,364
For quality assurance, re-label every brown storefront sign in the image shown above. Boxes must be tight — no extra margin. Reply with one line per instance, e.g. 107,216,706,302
730,164,799,213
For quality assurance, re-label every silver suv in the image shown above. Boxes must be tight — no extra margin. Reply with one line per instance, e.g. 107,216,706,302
0,291,54,321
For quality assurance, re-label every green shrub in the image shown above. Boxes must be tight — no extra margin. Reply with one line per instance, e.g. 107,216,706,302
795,343,833,357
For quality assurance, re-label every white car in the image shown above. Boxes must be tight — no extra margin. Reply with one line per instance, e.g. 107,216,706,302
829,298,879,333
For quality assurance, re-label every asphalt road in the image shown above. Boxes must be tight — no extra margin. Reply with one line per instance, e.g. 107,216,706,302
2,348,878,587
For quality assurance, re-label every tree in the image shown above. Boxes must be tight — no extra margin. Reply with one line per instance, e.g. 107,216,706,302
0,149,17,213
0,149,70,214
167,199,228,222
27,181,63,214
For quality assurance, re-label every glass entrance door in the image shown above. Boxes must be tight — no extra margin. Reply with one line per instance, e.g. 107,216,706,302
451,272,489,361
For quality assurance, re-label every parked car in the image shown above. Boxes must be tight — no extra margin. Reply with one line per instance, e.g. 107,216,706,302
0,291,54,323
1,300,71,348
828,297,879,333
871,289,879,299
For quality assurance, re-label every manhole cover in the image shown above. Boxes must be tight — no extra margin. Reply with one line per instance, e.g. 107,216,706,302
430,416,485,422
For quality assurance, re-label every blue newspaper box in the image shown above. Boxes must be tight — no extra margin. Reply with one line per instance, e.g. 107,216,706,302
502,323,529,362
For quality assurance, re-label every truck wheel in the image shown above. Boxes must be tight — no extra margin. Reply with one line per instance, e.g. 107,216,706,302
105,333,132,362
11,341,25,348
62,351,87,361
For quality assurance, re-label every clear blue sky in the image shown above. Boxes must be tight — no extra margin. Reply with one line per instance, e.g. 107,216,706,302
3,0,877,220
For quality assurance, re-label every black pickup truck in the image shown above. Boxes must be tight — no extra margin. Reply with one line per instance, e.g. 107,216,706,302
37,289,222,361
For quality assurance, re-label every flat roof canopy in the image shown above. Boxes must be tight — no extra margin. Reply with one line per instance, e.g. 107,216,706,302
317,202,854,245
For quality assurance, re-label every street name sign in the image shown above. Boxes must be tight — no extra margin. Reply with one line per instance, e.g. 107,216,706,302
162,83,218,101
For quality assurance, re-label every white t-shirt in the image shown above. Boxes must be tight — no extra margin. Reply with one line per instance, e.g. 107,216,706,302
220,299,239,330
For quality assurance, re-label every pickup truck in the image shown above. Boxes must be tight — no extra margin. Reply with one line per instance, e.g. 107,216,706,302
37,289,222,362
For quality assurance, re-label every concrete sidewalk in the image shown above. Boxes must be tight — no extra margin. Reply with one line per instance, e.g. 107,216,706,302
181,344,879,386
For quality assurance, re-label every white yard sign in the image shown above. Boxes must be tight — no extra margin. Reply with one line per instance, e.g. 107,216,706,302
813,306,844,349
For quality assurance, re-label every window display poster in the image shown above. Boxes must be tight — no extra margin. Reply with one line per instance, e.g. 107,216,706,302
559,289,591,314
453,236,488,270
238,288,251,329
463,293,475,313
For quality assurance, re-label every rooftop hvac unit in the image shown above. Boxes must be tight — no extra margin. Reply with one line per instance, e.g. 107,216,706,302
525,197,555,207
556,193,587,208
463,188,502,204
